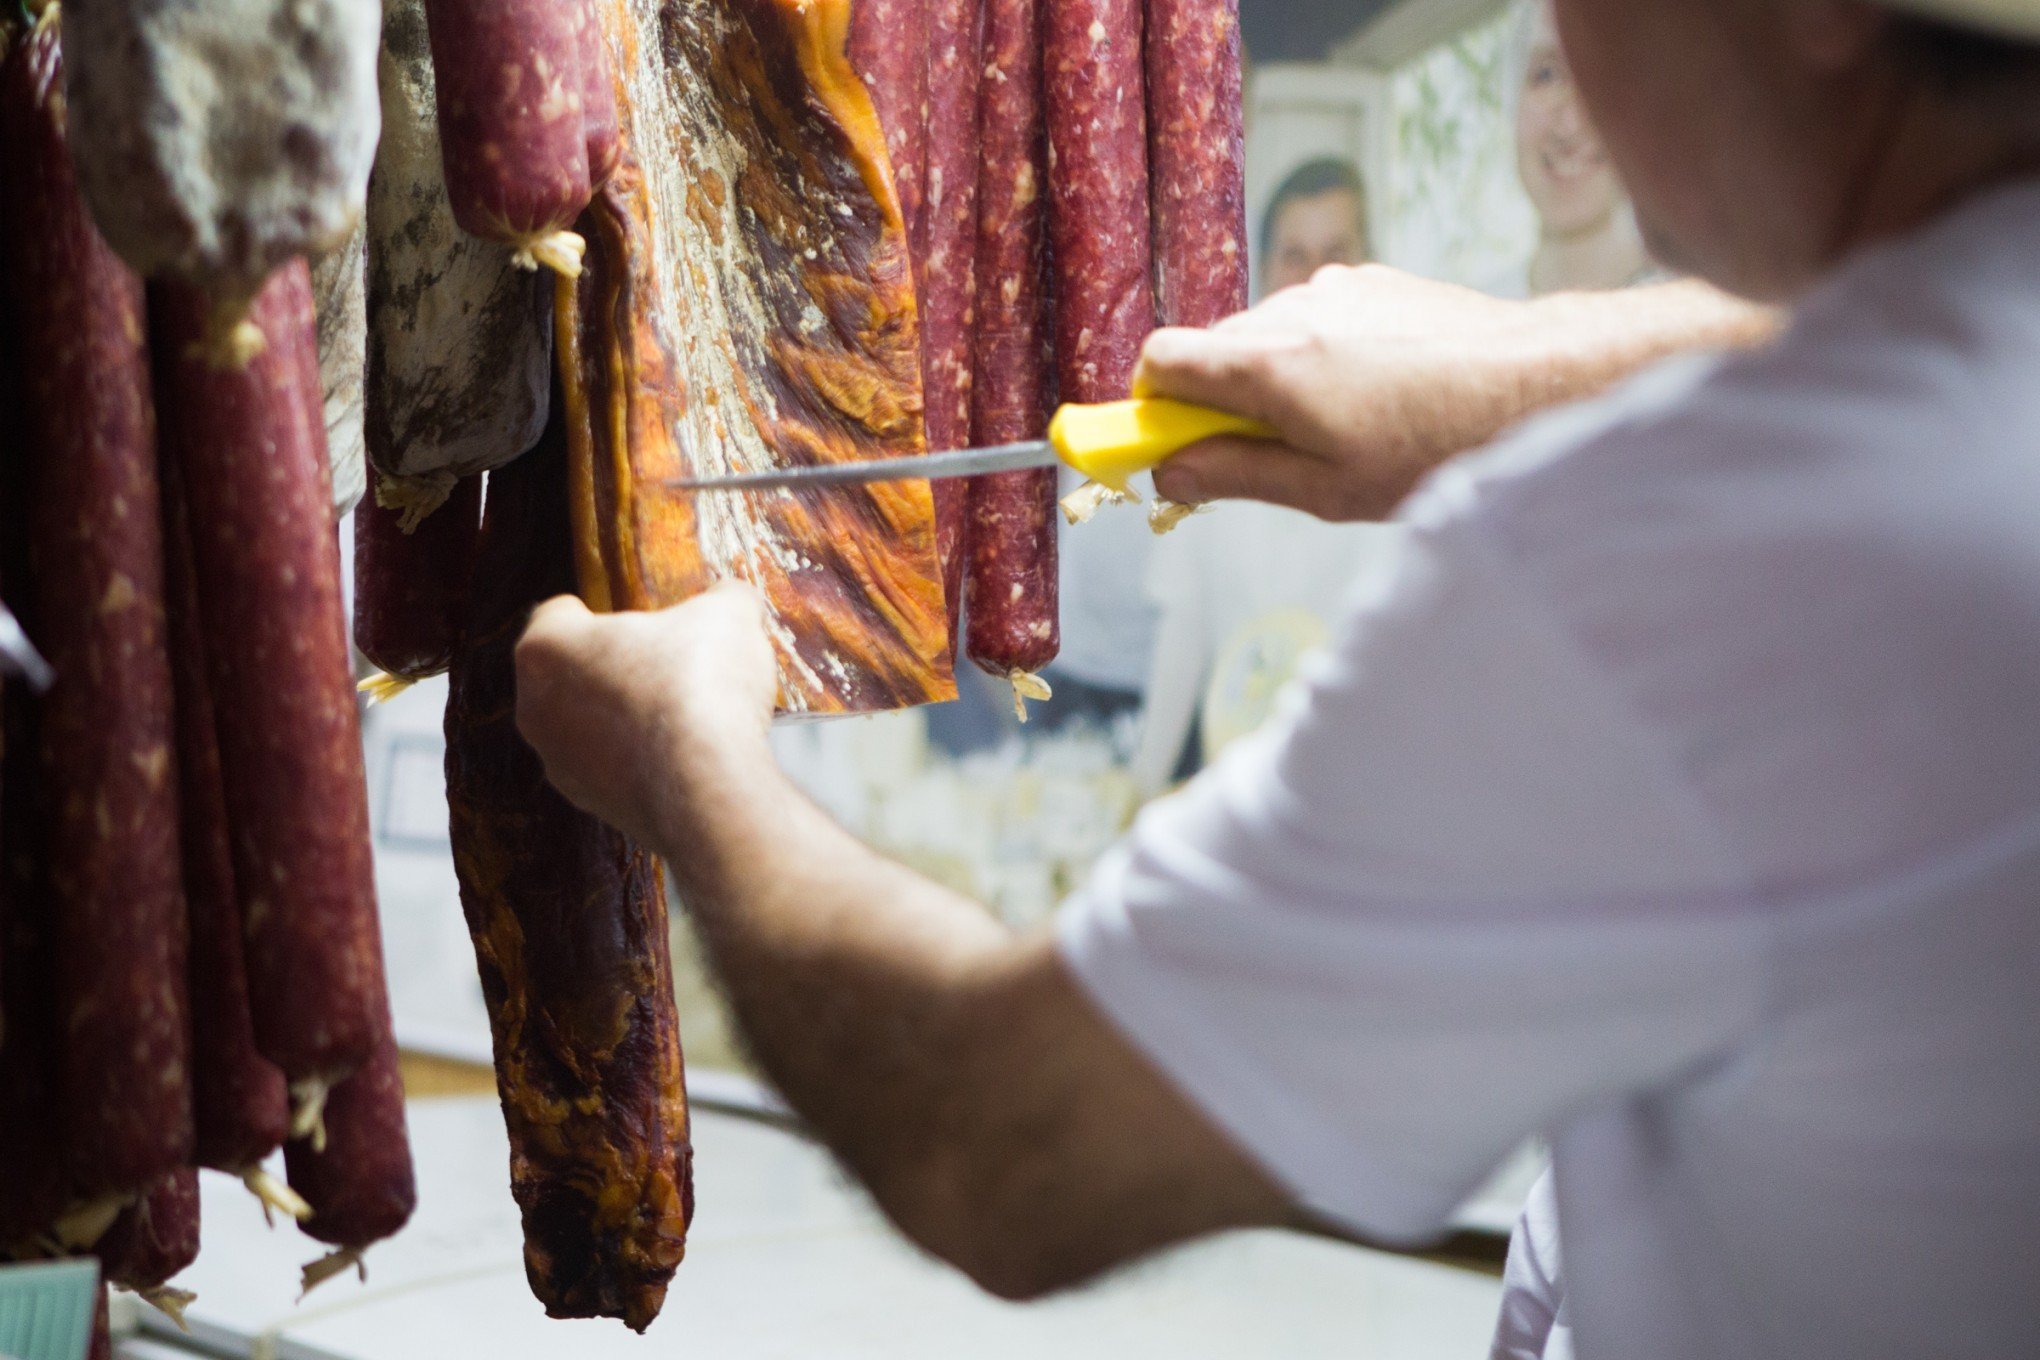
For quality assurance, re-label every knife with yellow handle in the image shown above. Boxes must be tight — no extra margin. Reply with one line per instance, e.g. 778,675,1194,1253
668,398,1277,496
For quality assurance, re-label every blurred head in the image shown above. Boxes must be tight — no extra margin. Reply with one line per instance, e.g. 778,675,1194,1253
1546,0,2040,300
1259,158,1372,295
1509,1,1629,240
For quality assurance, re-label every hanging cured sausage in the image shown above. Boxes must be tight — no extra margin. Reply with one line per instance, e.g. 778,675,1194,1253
425,0,600,277
61,0,381,353
1045,0,1154,405
1146,0,1248,329
158,457,298,1213
153,265,385,1125
353,474,483,686
285,1019,418,1290
918,0,984,645
964,0,1060,702
0,9,194,1208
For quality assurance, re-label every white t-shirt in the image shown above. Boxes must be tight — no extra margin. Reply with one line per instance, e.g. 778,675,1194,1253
1491,1171,1572,1360
1058,179,2040,1360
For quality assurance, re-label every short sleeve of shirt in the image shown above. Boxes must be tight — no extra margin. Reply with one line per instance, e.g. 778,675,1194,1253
1057,478,1771,1243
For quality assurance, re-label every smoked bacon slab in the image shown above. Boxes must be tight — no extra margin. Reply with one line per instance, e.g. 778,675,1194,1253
561,0,953,714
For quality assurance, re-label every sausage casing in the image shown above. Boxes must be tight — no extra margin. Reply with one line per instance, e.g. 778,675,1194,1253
1043,0,1153,403
426,0,595,274
159,456,291,1176
964,0,1060,682
0,11,193,1201
352,474,483,682
152,264,385,1096
284,1020,417,1255
1145,0,1247,329
96,1169,200,1291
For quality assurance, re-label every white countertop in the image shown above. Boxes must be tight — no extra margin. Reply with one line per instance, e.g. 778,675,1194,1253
149,1096,1504,1359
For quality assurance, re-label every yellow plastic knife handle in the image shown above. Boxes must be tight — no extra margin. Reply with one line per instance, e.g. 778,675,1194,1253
1049,398,1277,492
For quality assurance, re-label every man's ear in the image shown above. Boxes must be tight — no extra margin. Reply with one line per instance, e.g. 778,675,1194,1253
1782,0,1892,70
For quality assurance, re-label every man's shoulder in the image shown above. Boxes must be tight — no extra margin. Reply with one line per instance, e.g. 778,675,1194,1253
1390,236,2040,893
1436,293,2036,570
1433,181,2040,550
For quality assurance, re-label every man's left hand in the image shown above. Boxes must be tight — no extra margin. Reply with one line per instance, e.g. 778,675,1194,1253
514,583,777,846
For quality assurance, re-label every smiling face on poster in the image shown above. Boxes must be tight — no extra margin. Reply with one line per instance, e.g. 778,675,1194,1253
1512,5,1624,238
1505,0,1655,293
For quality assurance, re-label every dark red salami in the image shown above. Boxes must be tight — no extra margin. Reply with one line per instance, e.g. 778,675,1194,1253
96,1169,199,1291
1044,0,1154,402
152,263,385,1118
353,473,483,683
0,11,194,1203
1145,0,1246,328
0,233,64,1252
158,457,294,1187
286,1018,417,1290
426,0,595,276
921,0,983,644
849,0,931,249
963,0,1060,693
578,0,621,187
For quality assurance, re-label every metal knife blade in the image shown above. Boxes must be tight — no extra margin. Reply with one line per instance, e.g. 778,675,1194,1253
667,440,1059,493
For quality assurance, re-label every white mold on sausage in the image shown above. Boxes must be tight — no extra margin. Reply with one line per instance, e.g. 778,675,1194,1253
61,0,382,306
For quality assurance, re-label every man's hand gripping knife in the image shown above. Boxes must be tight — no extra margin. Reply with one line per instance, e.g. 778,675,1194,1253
1138,265,1778,520
514,586,1293,1299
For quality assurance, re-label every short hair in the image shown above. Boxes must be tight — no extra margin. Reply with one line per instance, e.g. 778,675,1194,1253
1259,157,1372,263
1888,16,2040,94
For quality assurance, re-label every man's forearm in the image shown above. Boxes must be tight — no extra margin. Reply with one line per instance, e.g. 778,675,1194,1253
1393,280,1783,514
640,722,1042,1243
636,718,1290,1297
1516,280,1781,417
645,720,1011,1139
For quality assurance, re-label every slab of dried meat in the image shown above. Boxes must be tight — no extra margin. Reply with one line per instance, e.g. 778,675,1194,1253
561,0,955,715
